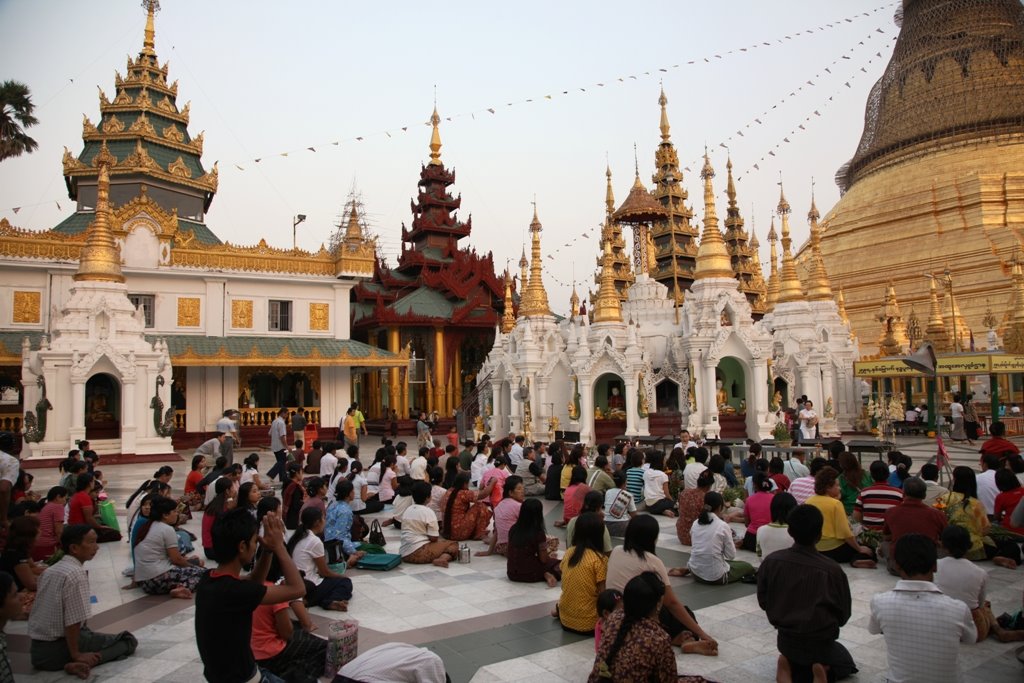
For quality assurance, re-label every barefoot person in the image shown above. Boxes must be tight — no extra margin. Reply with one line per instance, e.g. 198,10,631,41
401,481,460,567
757,505,857,683
28,525,138,679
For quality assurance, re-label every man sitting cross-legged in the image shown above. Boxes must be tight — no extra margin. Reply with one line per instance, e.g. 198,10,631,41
195,507,307,683
28,524,138,679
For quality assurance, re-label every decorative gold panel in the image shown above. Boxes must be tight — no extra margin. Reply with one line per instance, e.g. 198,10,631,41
12,291,41,324
309,303,329,331
177,297,200,327
231,300,253,329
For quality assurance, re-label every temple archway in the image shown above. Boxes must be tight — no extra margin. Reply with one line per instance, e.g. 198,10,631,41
715,356,748,439
773,377,789,411
655,379,680,413
85,373,121,440
593,372,626,441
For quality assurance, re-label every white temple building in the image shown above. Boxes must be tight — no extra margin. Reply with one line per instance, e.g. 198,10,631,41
481,91,859,443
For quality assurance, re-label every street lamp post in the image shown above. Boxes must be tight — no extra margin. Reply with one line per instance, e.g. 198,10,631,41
292,214,307,250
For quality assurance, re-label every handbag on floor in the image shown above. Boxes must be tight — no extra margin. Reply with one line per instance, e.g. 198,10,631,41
98,500,120,531
367,519,386,546
324,619,359,677
355,552,402,571
351,514,368,542
324,539,345,565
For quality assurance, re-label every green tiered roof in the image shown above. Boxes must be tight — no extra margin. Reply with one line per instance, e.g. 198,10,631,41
57,1,220,240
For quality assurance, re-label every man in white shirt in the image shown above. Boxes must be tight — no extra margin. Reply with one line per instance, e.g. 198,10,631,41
919,463,949,506
782,449,810,480
673,429,698,454
976,454,1000,515
409,447,429,482
682,449,709,489
394,442,412,478
0,432,20,525
798,400,817,441
508,436,525,468
214,409,240,465
868,534,976,683
319,445,339,480
267,408,289,483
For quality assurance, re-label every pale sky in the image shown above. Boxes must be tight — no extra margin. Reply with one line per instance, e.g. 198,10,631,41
0,0,896,311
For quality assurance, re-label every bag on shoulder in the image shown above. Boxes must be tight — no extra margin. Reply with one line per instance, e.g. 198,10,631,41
608,489,630,519
368,519,386,546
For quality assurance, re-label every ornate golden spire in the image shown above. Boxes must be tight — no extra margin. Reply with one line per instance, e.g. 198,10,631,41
501,273,516,333
74,144,125,283
428,106,443,166
836,284,850,325
1005,256,1024,353
766,215,780,310
694,153,734,280
569,283,580,321
343,203,363,242
593,238,623,323
805,188,833,301
605,164,615,216
658,85,671,143
722,155,765,311
877,282,909,355
776,183,803,303
518,205,552,317
142,0,160,56
595,165,634,301
519,246,528,291
923,276,952,351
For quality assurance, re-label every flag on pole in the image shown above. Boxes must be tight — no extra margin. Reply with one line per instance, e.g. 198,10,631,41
936,433,949,468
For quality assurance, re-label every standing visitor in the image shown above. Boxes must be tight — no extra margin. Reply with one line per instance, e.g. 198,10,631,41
950,393,967,442
267,408,289,483
798,400,817,441
215,410,240,465
352,402,368,442
963,394,980,443
290,407,307,441
340,408,358,450
416,412,432,448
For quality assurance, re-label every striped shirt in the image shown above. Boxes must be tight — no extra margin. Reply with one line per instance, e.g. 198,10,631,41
853,484,904,532
788,475,816,504
625,467,646,504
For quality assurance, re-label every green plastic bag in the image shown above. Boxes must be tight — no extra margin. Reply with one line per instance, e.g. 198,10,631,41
98,500,120,531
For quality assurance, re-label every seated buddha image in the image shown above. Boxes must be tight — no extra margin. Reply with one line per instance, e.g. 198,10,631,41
716,379,735,414
606,386,626,420
88,393,113,422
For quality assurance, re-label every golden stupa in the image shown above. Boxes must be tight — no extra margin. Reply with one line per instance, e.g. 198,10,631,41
800,0,1024,353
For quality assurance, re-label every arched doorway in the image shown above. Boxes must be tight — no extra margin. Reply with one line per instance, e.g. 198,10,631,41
85,373,120,440
594,373,625,441
655,379,680,413
715,357,747,439
773,377,789,411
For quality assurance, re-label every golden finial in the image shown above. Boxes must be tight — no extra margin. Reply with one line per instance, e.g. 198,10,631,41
694,153,733,279
805,184,832,301
142,0,160,56
519,246,528,290
74,143,125,283
569,283,580,321
658,84,671,143
501,273,516,333
836,284,850,325
749,212,760,249
593,238,623,323
765,214,780,310
877,282,909,355
923,275,951,351
428,105,442,166
776,182,803,303
605,164,615,216
343,203,363,243
518,202,552,317
725,155,737,208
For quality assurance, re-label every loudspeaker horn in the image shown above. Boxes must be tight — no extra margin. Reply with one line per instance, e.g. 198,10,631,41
903,342,937,376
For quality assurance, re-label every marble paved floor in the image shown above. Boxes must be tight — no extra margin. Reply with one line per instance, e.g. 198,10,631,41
9,441,1024,682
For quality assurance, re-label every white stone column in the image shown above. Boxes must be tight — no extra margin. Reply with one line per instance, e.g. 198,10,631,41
121,375,137,455
70,379,86,446
751,360,770,439
489,381,501,436
579,376,594,444
797,366,811,403
536,378,548,440
821,364,835,410
703,363,721,437
624,379,638,436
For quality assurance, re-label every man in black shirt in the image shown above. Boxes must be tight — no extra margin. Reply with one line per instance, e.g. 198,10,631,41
757,504,857,683
195,508,306,682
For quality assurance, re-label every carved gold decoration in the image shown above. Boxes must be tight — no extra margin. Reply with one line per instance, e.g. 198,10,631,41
82,115,98,137
162,124,184,143
309,303,329,331
101,115,125,134
12,291,41,324
0,218,87,261
192,131,204,154
157,95,176,114
119,139,160,172
173,343,408,368
113,89,133,105
128,112,157,137
177,297,201,327
136,87,152,109
97,86,109,105
167,156,192,178
63,147,86,173
180,101,190,122
232,300,253,329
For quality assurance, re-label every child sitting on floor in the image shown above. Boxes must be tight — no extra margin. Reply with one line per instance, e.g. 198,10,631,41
594,588,622,652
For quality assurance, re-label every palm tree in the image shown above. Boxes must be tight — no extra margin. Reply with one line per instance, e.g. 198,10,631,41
0,80,39,162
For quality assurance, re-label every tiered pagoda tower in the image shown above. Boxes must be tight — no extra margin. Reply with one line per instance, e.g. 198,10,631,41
592,167,634,303
722,156,767,316
649,87,700,304
350,108,504,421
57,0,219,244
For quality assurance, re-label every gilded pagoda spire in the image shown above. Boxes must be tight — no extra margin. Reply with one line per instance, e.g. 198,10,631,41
722,155,765,310
74,144,124,283
343,203,363,243
805,188,833,301
594,166,634,300
428,106,443,166
142,0,159,56
569,283,580,321
923,276,952,351
836,284,850,326
519,247,528,292
765,216,780,310
694,153,733,280
658,85,671,143
605,164,615,217
518,205,552,317
1004,255,1024,353
501,273,516,333
593,238,623,323
776,183,803,304
878,282,909,355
